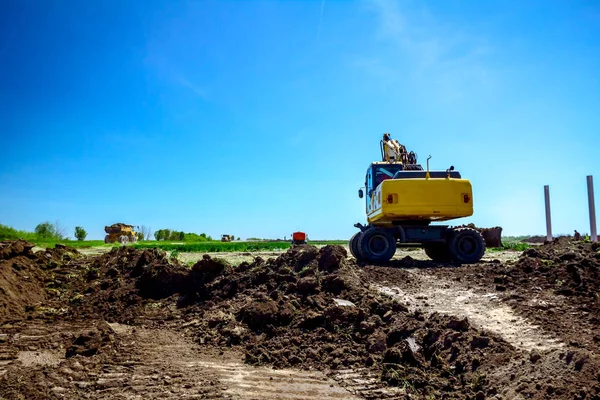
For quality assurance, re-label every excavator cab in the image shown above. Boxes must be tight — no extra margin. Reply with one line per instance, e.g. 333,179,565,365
363,162,425,213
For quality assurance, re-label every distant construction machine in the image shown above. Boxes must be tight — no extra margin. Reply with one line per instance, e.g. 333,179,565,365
104,223,138,244
350,133,485,264
221,234,235,242
291,231,308,246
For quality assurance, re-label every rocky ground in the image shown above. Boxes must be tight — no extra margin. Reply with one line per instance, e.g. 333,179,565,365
1,238,599,399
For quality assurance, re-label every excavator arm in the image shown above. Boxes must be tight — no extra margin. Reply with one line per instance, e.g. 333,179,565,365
380,133,417,165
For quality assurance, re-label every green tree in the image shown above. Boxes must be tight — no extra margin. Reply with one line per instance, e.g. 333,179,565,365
34,221,66,240
35,222,57,239
74,226,87,241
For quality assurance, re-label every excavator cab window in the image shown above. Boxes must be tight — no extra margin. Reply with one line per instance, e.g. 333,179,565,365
374,165,403,187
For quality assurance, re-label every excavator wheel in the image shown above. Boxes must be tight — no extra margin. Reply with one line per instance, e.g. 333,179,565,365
423,243,452,263
349,232,363,261
447,227,486,264
357,228,396,263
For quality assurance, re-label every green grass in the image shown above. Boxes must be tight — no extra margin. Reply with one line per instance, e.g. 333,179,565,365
501,235,531,242
32,240,108,248
133,241,292,252
28,239,292,252
307,240,348,245
2,226,349,252
134,240,348,252
0,223,43,241
487,241,531,252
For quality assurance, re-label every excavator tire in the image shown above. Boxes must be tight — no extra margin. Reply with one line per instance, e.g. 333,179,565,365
447,227,485,264
349,232,363,261
423,243,452,262
357,228,396,263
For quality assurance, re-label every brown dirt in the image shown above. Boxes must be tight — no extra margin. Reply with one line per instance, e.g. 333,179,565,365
2,239,600,399
363,238,600,399
432,237,600,353
0,240,83,322
175,245,517,398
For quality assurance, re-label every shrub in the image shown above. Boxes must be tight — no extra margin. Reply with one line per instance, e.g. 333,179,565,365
74,226,87,241
35,221,64,240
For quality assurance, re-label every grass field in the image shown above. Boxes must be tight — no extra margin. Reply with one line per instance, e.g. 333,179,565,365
30,239,348,252
28,238,532,253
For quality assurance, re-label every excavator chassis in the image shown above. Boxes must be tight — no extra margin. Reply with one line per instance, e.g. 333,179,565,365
349,223,485,264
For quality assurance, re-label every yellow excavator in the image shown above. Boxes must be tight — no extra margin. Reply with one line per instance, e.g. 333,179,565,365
350,133,485,264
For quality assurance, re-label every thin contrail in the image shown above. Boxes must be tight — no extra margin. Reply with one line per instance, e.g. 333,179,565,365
317,0,325,41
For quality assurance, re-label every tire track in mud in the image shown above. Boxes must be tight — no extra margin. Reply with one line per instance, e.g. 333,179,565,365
1,322,373,399
109,324,409,400
369,269,564,353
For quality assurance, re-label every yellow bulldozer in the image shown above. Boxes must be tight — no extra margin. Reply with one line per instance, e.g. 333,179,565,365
104,223,138,244
350,133,485,264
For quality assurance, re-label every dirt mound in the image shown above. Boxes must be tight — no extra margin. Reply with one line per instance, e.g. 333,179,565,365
3,242,600,398
58,246,191,322
0,240,48,321
34,243,82,270
175,245,517,398
509,237,600,297
191,254,231,282
455,236,600,355
0,239,35,259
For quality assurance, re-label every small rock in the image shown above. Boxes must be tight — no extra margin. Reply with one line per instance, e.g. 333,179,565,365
447,317,470,331
71,361,84,370
333,298,355,307
529,351,541,363
575,356,588,371
288,355,302,365
471,336,490,349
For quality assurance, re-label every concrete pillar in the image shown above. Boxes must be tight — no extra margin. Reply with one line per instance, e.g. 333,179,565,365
588,176,597,242
544,185,552,241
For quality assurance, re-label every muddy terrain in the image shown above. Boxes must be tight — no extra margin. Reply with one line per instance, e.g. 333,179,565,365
1,239,599,399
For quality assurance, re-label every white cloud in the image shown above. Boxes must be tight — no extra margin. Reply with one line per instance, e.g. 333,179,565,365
360,0,496,101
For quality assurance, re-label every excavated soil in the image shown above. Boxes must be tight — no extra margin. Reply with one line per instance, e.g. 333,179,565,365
420,238,600,353
1,239,600,399
363,238,600,399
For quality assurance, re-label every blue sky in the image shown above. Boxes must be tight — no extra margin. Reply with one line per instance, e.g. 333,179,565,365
1,0,599,240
